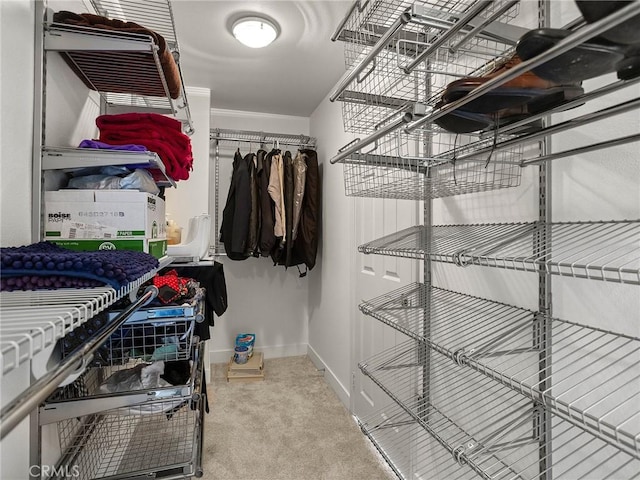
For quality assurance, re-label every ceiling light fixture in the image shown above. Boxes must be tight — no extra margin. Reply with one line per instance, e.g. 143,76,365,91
232,16,279,49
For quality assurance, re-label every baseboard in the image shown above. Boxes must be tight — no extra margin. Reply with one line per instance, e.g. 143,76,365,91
209,342,308,365
307,345,350,409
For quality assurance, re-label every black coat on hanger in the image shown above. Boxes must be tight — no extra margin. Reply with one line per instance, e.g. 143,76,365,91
257,149,276,256
294,149,319,270
220,149,251,260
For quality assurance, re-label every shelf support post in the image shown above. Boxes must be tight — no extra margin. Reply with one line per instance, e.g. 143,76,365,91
535,2,553,479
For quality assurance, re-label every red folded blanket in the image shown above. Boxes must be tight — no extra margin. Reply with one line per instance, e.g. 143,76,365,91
53,11,181,99
97,113,193,181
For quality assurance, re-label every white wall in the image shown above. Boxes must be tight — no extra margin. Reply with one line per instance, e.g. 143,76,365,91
307,97,358,406
164,86,211,228
0,1,36,478
208,108,311,363
0,0,34,248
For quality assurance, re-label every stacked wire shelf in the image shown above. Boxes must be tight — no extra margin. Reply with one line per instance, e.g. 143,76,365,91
336,0,520,134
358,402,480,480
341,124,523,199
360,340,640,479
0,269,160,377
357,220,640,284
333,0,640,479
41,303,206,479
44,0,193,133
333,0,526,199
359,283,640,461
54,395,203,479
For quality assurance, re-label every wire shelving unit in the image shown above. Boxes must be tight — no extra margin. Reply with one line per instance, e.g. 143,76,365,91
0,268,161,378
360,343,640,479
331,1,640,476
43,147,177,188
358,220,640,284
359,283,640,460
44,0,192,132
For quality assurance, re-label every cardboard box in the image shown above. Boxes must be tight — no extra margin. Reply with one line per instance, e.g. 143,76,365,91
50,238,167,259
226,351,265,383
44,190,166,240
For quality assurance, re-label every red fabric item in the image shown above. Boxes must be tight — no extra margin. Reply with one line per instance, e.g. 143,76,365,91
96,113,193,181
97,112,183,131
152,269,189,304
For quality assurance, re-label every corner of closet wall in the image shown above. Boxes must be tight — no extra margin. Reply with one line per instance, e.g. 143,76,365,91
163,86,211,229
0,0,35,248
208,107,311,367
308,92,360,408
1,3,40,479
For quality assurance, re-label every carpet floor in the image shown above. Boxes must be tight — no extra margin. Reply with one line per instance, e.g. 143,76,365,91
200,355,396,480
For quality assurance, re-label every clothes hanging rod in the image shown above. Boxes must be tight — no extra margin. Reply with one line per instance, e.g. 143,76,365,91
209,128,316,148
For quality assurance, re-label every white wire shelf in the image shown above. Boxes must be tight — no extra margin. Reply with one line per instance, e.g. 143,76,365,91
45,24,177,111
358,402,479,480
359,343,640,479
43,147,177,188
359,283,640,458
359,342,540,479
88,0,179,49
358,220,640,284
210,128,316,149
0,270,159,379
44,0,193,133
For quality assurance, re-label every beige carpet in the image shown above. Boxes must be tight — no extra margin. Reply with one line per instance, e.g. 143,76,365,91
201,355,396,480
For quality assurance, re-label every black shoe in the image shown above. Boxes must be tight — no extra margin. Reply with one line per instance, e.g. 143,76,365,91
575,1,640,45
516,28,627,84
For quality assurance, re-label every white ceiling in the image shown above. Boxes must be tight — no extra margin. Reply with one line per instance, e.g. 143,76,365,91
171,1,352,117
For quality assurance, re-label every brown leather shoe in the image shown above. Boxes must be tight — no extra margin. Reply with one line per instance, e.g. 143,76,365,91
439,54,583,114
445,55,560,93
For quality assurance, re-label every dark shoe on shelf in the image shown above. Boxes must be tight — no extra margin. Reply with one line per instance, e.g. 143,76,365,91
440,54,583,113
433,106,493,134
516,28,627,83
617,55,640,80
434,103,544,135
575,0,640,46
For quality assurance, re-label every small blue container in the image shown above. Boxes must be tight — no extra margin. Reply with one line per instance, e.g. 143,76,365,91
235,333,255,358
234,346,249,364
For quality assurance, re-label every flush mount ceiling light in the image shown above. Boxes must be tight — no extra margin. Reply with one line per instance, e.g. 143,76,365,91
232,16,279,48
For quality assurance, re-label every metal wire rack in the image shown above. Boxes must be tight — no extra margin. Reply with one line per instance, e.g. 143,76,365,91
210,128,316,150
89,0,179,48
44,0,193,133
57,315,196,383
358,342,640,479
334,0,520,133
210,128,317,256
55,397,202,479
42,147,177,187
0,269,160,378
359,283,640,458
341,125,523,199
358,402,479,480
358,220,640,284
